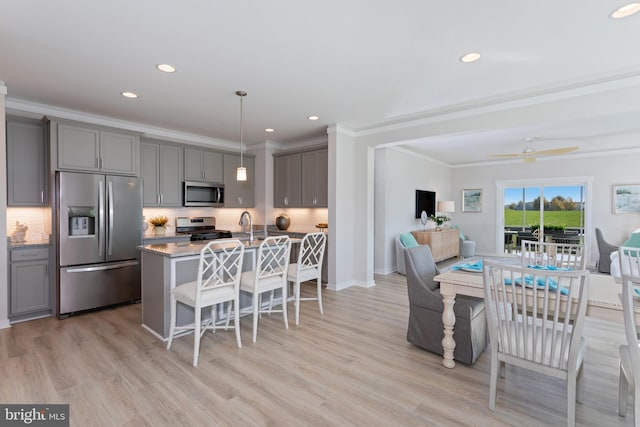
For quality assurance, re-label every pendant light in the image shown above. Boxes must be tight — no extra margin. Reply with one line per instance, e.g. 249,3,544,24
236,90,247,181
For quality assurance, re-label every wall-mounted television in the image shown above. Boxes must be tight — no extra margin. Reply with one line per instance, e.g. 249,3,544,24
415,190,436,219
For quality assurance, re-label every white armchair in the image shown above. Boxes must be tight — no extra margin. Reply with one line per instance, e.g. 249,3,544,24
458,228,476,258
396,238,407,275
396,232,421,275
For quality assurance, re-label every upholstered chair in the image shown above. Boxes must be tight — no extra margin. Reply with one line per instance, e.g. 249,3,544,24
404,245,488,364
595,227,617,274
460,234,476,258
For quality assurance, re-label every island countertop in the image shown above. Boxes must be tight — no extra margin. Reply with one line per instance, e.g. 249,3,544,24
140,236,300,340
138,237,299,258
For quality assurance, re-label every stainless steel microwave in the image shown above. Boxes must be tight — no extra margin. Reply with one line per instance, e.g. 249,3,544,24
184,181,224,207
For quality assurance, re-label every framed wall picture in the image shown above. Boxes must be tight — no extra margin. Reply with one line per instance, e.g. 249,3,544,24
462,189,482,213
614,184,640,213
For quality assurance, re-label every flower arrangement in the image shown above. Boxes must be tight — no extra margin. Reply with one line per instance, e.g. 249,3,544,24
430,215,450,226
148,216,169,228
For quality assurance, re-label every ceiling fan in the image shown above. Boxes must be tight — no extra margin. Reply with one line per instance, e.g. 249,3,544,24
490,137,579,163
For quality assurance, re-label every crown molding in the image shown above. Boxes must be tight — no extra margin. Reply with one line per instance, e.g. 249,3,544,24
354,70,640,138
5,97,241,151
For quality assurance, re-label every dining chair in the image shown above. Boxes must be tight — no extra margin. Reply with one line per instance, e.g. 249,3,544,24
287,232,327,325
596,227,617,273
404,245,488,364
482,261,589,427
240,235,291,342
521,240,585,270
618,273,640,426
619,246,640,278
167,239,244,367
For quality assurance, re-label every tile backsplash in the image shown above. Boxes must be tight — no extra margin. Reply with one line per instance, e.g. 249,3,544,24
7,208,52,240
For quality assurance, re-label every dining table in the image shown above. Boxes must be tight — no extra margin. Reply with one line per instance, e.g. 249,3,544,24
434,255,627,369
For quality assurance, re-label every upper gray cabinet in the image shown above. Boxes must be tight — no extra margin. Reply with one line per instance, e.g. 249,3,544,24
184,148,223,183
57,122,139,175
274,153,301,208
7,119,48,206
223,153,254,208
141,140,183,207
274,147,327,208
301,149,328,207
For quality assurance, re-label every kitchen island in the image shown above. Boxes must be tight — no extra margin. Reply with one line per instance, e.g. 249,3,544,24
138,238,296,340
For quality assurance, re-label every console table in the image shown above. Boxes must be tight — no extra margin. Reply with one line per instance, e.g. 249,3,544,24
411,229,459,262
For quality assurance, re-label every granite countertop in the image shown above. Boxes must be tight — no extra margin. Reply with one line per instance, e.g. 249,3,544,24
139,237,300,258
267,225,326,235
8,235,51,249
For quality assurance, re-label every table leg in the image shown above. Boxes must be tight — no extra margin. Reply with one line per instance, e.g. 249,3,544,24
441,288,456,369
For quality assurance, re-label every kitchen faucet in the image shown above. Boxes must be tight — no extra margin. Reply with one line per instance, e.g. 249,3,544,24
239,211,253,242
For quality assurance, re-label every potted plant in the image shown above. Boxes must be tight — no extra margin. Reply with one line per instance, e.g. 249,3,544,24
430,214,450,231
149,216,169,236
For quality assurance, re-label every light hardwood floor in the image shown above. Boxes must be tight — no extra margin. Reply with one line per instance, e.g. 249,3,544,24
0,273,634,426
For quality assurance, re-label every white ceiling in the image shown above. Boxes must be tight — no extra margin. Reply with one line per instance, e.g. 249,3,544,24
2,1,640,165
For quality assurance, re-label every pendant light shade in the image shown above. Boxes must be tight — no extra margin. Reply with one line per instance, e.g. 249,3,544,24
236,166,247,181
236,90,247,181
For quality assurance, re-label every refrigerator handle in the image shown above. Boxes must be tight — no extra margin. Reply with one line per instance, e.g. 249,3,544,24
108,180,114,255
98,179,105,257
66,260,139,273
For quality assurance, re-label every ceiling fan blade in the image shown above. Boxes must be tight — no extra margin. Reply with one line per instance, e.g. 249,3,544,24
523,156,536,163
491,145,578,159
490,152,527,158
533,146,579,156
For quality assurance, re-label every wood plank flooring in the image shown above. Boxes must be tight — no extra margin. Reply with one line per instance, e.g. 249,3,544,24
0,273,634,426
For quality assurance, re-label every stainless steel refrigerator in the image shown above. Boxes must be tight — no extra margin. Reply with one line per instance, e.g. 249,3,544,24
56,171,142,317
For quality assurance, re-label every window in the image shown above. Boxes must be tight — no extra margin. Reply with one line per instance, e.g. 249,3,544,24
497,178,593,259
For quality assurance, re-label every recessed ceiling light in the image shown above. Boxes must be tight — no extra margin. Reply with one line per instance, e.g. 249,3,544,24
265,128,275,133
460,52,481,63
610,3,640,18
156,63,176,73
121,91,138,99
307,115,319,121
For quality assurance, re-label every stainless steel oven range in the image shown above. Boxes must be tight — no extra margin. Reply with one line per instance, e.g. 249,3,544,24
175,217,232,241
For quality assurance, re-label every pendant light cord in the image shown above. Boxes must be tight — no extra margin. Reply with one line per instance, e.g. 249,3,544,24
239,93,244,168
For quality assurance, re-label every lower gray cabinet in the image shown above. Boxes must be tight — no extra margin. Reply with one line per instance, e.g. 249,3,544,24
9,247,51,320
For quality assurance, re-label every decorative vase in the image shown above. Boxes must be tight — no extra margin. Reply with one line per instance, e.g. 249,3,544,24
275,213,290,230
154,226,166,236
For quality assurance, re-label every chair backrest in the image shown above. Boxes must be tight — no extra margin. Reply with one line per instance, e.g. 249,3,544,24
621,274,640,374
521,240,585,270
256,235,291,280
483,261,589,371
619,245,640,277
404,245,440,294
197,239,245,304
596,227,617,254
296,232,326,271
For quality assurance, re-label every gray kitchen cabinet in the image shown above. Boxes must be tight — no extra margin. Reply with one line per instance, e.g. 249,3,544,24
141,141,183,206
223,153,254,208
184,148,223,183
274,153,301,207
6,119,48,206
57,122,139,175
301,149,328,207
9,247,51,320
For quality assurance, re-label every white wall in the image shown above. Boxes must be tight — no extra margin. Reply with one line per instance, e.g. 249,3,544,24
451,151,640,266
328,126,363,289
374,148,453,274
